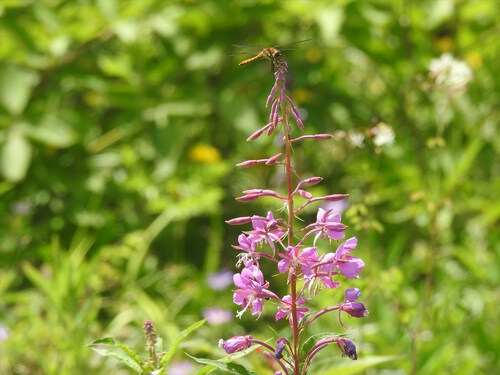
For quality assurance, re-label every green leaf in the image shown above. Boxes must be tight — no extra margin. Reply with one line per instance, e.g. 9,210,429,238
25,117,77,148
444,135,484,193
88,337,144,373
300,332,344,358
188,355,259,375
316,355,401,375
160,319,206,366
0,64,39,114
191,343,263,375
1,127,32,182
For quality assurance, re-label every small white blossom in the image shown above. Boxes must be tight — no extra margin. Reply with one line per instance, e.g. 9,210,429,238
348,131,365,148
372,122,395,147
429,53,473,96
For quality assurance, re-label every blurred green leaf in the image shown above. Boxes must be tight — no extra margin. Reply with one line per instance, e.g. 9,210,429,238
0,64,39,114
189,355,259,375
1,127,32,182
88,337,144,373
161,319,206,366
25,116,77,148
316,355,401,375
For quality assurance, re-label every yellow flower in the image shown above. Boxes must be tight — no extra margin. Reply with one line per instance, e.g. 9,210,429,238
188,144,221,163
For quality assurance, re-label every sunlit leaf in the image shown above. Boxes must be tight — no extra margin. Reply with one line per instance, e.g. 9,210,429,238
25,117,77,148
0,65,39,114
1,127,32,182
87,337,144,373
188,355,259,375
316,355,401,375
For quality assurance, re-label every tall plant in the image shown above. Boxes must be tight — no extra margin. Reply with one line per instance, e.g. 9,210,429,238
216,48,368,374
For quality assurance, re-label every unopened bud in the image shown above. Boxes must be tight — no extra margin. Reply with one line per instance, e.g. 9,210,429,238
344,288,361,302
336,338,357,360
340,301,368,318
219,335,253,354
323,194,349,201
225,217,252,225
274,338,288,359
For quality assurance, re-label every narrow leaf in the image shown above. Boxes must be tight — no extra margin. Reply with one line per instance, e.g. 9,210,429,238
316,355,401,375
88,337,144,373
160,319,206,366
188,355,258,375
300,332,344,358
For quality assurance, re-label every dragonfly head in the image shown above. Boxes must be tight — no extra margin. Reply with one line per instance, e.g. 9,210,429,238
266,48,283,71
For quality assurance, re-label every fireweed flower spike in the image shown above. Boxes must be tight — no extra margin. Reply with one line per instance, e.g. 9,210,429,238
219,48,368,374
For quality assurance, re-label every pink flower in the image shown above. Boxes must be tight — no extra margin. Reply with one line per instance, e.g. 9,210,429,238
202,307,233,325
334,237,364,279
233,262,277,318
275,295,309,325
167,360,196,375
219,335,253,354
304,252,340,293
246,211,285,251
314,208,347,243
304,239,363,292
206,269,233,291
233,234,259,266
278,246,319,279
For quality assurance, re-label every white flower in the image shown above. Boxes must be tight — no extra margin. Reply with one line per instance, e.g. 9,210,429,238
348,131,365,148
429,53,473,96
372,122,395,147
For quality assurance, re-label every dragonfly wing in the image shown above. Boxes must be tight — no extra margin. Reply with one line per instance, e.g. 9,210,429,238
275,38,312,50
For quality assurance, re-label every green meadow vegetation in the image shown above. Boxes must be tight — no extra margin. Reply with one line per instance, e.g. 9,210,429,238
0,0,498,374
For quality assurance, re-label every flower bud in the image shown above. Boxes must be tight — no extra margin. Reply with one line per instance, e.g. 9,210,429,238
298,189,313,199
218,335,253,354
301,177,323,185
344,288,361,302
336,338,357,360
225,217,252,225
340,301,368,318
274,337,288,359
236,160,259,167
266,153,284,164
323,194,349,201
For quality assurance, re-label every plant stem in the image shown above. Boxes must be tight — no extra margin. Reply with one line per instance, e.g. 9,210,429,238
281,100,300,375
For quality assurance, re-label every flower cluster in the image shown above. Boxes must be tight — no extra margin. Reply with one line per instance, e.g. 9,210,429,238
220,51,368,374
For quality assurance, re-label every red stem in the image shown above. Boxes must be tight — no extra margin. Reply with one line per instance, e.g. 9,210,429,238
281,97,300,375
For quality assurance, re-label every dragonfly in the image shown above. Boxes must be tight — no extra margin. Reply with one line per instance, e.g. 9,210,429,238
231,39,311,71
239,47,283,71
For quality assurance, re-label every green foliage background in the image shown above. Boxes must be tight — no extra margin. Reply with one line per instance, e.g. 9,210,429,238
0,0,498,374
